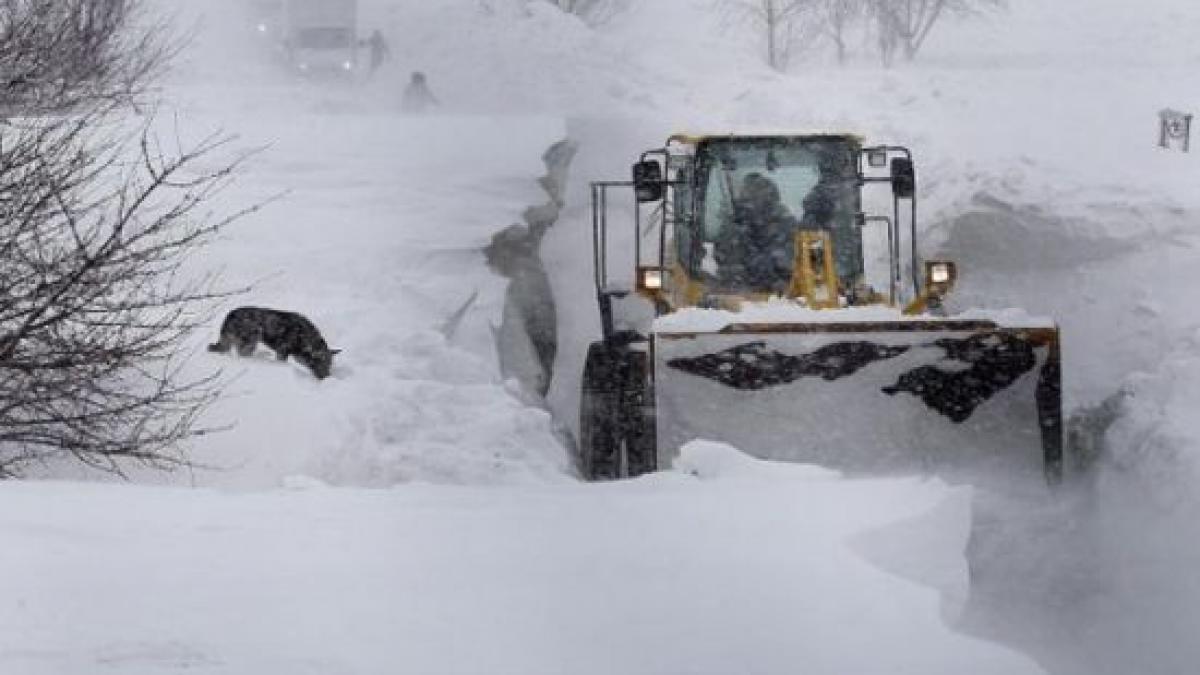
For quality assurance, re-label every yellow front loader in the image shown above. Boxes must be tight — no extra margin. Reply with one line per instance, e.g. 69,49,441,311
580,133,1063,484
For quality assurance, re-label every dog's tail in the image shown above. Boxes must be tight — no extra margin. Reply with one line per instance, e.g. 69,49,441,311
207,341,228,353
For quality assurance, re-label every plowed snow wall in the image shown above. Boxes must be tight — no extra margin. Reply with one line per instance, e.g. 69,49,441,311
487,139,578,397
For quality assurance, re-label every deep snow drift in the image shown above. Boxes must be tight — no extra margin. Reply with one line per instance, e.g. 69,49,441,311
2,444,1043,675
6,0,1200,673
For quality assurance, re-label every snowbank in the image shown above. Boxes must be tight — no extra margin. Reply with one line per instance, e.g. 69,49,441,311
1089,341,1200,672
1097,339,1200,507
0,451,1042,675
673,439,841,481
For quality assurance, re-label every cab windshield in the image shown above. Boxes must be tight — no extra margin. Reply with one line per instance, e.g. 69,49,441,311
678,138,862,294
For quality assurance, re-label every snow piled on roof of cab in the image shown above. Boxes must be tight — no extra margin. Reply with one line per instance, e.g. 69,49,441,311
652,300,1054,333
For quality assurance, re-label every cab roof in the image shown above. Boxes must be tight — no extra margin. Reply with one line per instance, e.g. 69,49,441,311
667,132,866,146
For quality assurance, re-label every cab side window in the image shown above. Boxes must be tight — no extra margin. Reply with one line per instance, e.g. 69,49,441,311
673,167,701,275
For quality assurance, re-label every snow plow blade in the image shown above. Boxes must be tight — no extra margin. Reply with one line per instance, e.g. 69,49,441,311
654,320,1063,484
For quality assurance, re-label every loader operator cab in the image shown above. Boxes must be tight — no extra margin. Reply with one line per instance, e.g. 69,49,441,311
592,132,959,325
685,136,863,297
609,133,935,317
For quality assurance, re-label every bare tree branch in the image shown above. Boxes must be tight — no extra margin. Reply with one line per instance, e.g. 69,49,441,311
0,0,176,115
867,0,1005,64
718,0,822,71
0,0,254,478
816,0,865,65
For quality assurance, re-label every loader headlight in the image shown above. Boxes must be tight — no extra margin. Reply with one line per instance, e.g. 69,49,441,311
638,267,664,292
924,260,957,293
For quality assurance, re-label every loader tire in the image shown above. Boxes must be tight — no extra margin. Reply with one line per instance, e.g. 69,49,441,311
579,342,656,481
622,350,657,478
580,347,620,480
1037,356,1064,485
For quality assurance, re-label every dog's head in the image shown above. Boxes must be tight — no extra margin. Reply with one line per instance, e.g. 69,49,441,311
299,347,342,380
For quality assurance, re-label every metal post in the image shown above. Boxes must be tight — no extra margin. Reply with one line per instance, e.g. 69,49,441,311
599,186,608,289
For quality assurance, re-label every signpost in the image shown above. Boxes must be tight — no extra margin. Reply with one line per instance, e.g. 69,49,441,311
1159,109,1193,152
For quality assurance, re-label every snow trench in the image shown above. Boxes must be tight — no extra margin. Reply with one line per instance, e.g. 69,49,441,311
487,139,578,400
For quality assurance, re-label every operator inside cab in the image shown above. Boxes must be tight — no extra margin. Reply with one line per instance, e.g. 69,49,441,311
680,136,864,299
713,172,797,293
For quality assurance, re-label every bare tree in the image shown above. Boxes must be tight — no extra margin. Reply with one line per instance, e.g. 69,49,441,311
0,0,173,114
817,0,865,65
719,0,820,71
0,0,252,477
868,0,1005,64
870,0,901,66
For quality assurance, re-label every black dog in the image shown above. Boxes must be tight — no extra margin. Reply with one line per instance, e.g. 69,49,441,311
208,307,340,379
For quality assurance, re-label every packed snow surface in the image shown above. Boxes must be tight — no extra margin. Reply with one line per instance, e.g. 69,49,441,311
0,443,1043,675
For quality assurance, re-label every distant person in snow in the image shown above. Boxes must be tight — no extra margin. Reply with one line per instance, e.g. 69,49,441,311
365,30,390,76
401,71,439,114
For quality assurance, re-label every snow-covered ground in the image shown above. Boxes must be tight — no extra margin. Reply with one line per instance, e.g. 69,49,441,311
6,0,1200,673
1,443,1044,675
37,51,574,488
165,108,572,488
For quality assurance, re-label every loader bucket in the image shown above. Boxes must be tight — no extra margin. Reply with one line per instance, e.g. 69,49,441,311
654,320,1063,484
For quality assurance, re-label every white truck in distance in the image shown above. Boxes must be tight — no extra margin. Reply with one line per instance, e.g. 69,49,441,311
281,0,358,77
